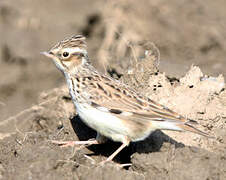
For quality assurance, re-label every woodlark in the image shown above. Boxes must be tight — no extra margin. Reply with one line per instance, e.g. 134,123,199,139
42,35,210,163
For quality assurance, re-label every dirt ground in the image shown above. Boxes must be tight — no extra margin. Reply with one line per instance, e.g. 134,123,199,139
0,0,226,179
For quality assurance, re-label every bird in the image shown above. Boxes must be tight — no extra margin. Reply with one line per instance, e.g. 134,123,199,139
42,35,210,163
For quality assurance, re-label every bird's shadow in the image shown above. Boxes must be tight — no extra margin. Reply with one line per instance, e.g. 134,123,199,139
70,115,185,164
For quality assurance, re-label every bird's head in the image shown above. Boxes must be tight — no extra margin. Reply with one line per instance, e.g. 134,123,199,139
42,35,88,73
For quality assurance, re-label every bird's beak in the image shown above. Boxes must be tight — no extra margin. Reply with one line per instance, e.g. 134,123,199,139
40,51,54,58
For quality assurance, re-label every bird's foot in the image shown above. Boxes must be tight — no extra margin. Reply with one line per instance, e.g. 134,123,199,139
51,138,98,147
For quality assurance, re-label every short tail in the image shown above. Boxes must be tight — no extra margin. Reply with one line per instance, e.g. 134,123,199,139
152,118,214,138
177,120,214,138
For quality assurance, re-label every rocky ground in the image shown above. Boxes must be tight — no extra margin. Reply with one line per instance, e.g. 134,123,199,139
0,0,226,179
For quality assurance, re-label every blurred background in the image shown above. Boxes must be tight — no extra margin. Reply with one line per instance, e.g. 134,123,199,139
0,0,226,121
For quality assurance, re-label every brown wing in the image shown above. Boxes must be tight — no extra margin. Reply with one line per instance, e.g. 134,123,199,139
86,74,210,137
88,75,186,122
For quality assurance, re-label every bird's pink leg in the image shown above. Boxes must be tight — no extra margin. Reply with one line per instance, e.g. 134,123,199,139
51,139,99,147
100,136,130,164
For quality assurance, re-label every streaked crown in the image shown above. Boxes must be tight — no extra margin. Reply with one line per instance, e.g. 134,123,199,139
51,35,87,51
42,35,89,72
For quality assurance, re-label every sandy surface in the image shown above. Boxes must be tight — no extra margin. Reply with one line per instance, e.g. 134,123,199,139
0,0,226,179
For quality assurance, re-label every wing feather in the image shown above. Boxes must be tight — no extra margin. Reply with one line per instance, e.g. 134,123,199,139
89,77,186,123
87,75,211,138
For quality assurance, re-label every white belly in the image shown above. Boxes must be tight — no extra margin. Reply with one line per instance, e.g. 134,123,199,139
75,103,130,142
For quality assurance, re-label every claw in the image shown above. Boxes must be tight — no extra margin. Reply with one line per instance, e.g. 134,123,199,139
98,160,132,168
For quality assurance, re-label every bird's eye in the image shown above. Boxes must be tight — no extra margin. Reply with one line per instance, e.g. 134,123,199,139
62,52,69,58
